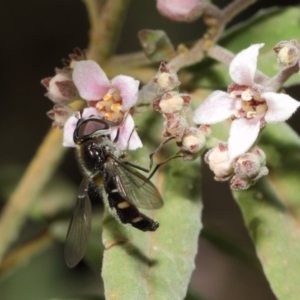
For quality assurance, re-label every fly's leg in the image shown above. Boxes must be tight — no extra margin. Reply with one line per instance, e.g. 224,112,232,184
123,136,182,179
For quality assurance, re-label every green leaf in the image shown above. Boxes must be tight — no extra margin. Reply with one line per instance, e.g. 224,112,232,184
101,113,202,300
232,123,300,300
195,6,300,88
222,6,300,84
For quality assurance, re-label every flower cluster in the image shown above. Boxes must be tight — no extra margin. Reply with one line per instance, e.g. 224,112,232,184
192,43,300,186
42,42,300,191
193,44,300,161
152,63,208,160
41,48,87,128
205,143,268,190
42,50,142,150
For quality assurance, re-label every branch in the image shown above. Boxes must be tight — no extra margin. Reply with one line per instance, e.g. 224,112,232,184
86,0,132,62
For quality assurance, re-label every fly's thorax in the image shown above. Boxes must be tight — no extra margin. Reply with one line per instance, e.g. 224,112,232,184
75,139,104,178
75,136,121,178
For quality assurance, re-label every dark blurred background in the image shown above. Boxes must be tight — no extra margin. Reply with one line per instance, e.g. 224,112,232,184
1,1,300,299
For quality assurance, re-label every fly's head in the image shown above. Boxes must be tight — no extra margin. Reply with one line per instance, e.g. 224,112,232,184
73,116,111,145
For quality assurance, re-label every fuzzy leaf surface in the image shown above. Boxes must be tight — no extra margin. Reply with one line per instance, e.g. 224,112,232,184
232,123,300,300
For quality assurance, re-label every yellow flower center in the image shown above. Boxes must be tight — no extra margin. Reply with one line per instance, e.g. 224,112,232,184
96,88,124,122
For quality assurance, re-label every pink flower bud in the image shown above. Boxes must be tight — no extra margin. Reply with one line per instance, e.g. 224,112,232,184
205,143,233,181
163,114,188,139
273,40,300,67
233,147,268,181
251,146,266,164
156,0,205,22
181,127,206,153
230,176,250,190
199,124,212,137
47,104,75,128
42,70,78,103
233,153,260,179
230,147,268,190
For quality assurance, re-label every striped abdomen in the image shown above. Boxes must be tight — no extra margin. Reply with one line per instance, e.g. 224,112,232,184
104,177,159,231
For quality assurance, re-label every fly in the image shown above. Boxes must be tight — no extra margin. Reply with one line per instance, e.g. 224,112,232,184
64,115,163,268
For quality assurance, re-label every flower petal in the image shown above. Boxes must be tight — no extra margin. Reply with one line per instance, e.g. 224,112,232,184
72,60,110,101
63,115,78,147
228,118,260,161
229,44,264,86
111,75,140,111
110,114,142,150
62,107,102,147
263,92,300,123
193,91,236,124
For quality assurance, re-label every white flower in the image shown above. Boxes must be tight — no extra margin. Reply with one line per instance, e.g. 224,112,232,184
193,44,300,161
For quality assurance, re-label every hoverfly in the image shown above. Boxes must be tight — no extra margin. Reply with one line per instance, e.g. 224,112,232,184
64,115,163,268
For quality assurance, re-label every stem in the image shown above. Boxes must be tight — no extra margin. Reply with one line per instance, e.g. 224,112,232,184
207,44,235,66
0,0,132,265
106,51,151,68
86,0,132,62
221,0,257,24
167,40,205,71
267,64,300,91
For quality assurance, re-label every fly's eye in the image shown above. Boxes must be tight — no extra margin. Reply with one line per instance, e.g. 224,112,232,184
74,118,110,141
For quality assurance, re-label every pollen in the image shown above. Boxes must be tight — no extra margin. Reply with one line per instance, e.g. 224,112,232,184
241,89,252,101
112,90,121,101
103,94,113,102
105,112,113,120
111,103,121,112
96,102,105,110
232,110,241,118
229,91,236,98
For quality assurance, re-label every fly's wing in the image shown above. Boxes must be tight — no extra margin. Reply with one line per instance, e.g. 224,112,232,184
64,179,92,268
107,156,163,210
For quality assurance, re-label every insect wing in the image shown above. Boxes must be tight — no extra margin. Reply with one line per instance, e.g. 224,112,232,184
108,157,163,209
64,179,92,268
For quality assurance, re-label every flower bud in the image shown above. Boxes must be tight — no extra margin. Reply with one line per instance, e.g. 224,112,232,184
230,175,250,190
163,114,188,139
156,0,205,23
205,143,233,181
153,62,180,93
230,147,269,190
273,40,300,67
47,104,75,128
41,70,78,103
181,127,206,153
251,146,266,164
154,91,190,114
233,153,260,179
